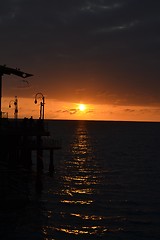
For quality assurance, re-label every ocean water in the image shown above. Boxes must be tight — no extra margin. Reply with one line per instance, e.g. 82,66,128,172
1,120,160,240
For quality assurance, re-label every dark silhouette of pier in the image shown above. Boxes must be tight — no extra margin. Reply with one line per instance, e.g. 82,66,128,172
0,116,61,206
0,65,61,205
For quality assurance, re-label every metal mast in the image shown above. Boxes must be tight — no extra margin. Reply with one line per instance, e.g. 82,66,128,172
9,96,18,119
34,92,45,120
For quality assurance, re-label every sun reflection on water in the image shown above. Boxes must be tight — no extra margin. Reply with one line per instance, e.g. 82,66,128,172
42,121,109,238
61,121,101,197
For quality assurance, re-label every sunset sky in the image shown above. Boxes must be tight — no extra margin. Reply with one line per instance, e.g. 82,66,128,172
1,0,160,121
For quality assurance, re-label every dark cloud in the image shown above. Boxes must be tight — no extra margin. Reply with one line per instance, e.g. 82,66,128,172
1,0,160,107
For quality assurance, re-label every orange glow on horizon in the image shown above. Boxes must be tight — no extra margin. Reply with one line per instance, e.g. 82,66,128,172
2,97,160,122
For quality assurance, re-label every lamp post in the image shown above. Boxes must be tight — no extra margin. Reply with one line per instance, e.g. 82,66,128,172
9,96,18,119
34,92,45,120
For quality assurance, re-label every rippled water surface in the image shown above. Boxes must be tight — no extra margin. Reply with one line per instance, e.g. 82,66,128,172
1,120,160,240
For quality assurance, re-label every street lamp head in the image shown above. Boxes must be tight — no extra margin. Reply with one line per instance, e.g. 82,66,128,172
34,99,37,104
9,99,14,108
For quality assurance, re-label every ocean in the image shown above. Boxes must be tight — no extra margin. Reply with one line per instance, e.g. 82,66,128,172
1,120,160,240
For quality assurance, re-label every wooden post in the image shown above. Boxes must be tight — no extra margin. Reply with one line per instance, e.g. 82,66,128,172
36,135,43,173
0,74,2,118
35,172,43,195
49,148,54,176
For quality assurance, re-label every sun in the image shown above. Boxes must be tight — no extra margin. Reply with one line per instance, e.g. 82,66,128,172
78,104,86,111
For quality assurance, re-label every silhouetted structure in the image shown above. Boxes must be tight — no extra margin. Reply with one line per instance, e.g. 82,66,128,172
0,65,61,204
9,96,18,119
0,118,61,204
0,64,33,118
34,92,45,120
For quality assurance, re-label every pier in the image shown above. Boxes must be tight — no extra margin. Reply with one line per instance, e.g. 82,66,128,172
0,65,61,204
0,117,61,204
0,117,61,170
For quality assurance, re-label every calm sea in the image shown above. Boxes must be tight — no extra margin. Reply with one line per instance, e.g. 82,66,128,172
1,120,160,240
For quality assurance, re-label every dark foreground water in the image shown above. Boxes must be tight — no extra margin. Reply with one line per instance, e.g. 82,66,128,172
1,120,160,239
